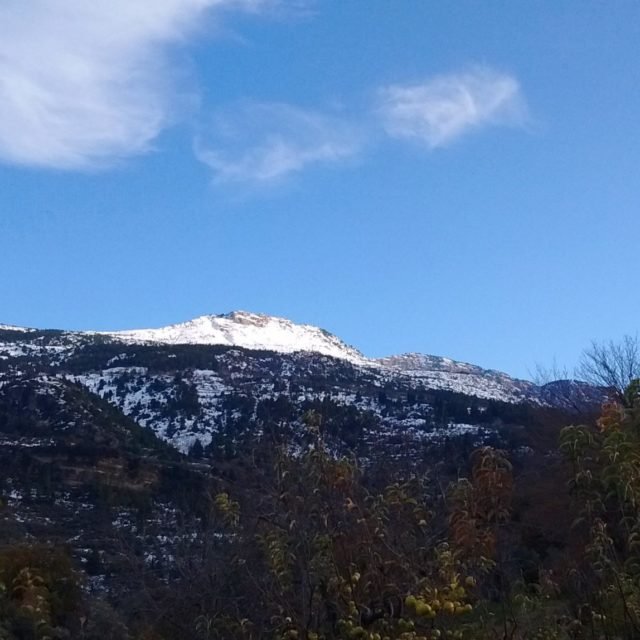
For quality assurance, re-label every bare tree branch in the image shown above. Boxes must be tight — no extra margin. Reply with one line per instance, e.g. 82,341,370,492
575,334,640,398
529,358,571,386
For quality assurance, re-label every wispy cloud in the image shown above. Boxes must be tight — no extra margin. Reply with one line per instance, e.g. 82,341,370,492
196,67,528,186
0,3,527,181
0,0,273,170
195,102,364,184
378,67,527,148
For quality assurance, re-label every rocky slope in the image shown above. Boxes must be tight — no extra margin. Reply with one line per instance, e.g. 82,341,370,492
0,312,605,456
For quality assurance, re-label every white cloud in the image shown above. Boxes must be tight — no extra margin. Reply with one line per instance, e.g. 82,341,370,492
378,67,526,148
196,102,364,183
0,6,526,178
0,0,270,170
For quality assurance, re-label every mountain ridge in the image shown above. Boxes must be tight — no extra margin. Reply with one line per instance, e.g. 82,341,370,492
0,311,603,417
97,310,371,366
2,311,525,380
0,309,607,462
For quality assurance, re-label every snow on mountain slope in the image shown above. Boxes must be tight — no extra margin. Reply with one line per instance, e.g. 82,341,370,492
100,315,544,403
101,311,371,365
377,353,488,375
377,352,539,404
1,312,591,407
0,324,33,332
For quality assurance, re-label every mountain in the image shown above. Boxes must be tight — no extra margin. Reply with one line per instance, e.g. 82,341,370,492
0,310,607,613
100,311,370,365
0,311,605,457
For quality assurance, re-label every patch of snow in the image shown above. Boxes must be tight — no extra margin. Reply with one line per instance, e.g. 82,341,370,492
376,352,539,404
0,323,33,332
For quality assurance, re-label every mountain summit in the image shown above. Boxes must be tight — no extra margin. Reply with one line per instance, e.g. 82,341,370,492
1,311,604,410
100,311,369,364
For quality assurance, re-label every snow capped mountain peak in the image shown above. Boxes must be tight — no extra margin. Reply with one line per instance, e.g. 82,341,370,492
101,311,370,364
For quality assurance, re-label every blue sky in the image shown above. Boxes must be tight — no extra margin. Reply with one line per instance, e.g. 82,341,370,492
1,1,639,378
